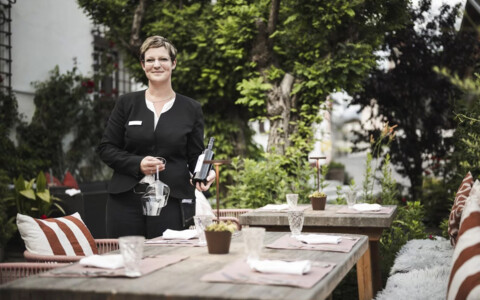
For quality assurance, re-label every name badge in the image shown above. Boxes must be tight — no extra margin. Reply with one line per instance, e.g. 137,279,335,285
128,120,142,126
182,199,193,204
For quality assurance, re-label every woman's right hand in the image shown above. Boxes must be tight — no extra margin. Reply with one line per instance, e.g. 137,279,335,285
140,156,166,175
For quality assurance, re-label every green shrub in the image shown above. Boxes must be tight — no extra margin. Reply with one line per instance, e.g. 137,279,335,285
224,153,315,208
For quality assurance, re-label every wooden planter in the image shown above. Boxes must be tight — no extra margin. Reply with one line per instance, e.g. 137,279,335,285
310,196,327,210
204,231,232,254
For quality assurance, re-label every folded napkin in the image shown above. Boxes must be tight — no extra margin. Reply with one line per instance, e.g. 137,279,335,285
352,203,382,212
259,204,290,211
162,229,198,240
65,188,81,196
296,234,342,244
249,259,311,275
79,254,124,269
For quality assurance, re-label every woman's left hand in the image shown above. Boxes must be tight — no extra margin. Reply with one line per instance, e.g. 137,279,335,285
195,170,216,191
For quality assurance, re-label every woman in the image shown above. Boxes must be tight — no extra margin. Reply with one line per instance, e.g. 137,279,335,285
97,36,214,239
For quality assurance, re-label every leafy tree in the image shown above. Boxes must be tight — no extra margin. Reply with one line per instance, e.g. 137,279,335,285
351,0,479,201
77,0,409,162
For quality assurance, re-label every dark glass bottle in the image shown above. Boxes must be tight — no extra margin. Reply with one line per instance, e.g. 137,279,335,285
192,137,215,184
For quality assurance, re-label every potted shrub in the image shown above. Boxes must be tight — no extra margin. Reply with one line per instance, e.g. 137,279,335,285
326,161,345,183
309,191,327,210
204,221,236,254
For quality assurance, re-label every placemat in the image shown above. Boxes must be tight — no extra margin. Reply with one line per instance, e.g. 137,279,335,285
42,254,189,278
201,258,335,288
256,205,309,212
145,236,200,247
266,234,359,253
336,206,394,214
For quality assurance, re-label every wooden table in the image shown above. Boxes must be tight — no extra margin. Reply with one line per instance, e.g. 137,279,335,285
239,204,397,294
0,232,372,300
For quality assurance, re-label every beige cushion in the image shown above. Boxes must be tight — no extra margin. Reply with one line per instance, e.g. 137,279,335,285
448,172,474,246
17,213,98,256
447,180,480,300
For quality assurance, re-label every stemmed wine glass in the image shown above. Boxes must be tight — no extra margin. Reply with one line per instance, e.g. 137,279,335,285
141,157,170,216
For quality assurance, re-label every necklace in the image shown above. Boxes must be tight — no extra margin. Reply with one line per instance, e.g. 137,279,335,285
147,89,175,103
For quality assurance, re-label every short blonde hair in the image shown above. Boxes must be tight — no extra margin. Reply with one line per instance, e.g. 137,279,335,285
139,36,177,62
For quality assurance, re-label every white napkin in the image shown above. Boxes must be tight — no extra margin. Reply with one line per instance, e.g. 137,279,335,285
65,188,81,196
162,229,198,240
259,204,289,211
296,234,342,244
79,254,124,269
249,259,311,275
352,203,382,211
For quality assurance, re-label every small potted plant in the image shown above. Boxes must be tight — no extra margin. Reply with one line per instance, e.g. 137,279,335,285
204,221,237,254
309,191,327,210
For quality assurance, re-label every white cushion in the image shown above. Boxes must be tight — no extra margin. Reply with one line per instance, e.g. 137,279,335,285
390,238,453,275
17,212,97,256
375,265,450,300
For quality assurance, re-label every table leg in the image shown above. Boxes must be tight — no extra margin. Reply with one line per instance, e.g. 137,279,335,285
370,240,382,294
356,244,373,300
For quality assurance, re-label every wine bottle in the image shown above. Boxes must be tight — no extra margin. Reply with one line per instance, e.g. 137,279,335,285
192,137,215,184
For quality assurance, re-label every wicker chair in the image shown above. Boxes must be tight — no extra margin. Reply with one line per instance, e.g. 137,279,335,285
214,209,253,230
0,262,69,284
23,239,119,263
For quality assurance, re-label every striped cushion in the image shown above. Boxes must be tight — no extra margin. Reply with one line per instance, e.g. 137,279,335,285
17,213,98,256
447,180,480,300
448,172,474,246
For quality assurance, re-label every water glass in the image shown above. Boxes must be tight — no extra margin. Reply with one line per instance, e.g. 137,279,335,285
287,210,304,237
286,193,298,209
119,236,145,277
346,188,357,208
194,215,213,246
242,227,265,263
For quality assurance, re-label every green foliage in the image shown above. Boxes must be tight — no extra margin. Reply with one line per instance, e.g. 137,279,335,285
78,0,410,158
380,201,427,279
7,172,65,219
205,221,237,233
224,152,315,208
0,90,19,179
439,217,450,239
380,154,398,205
0,170,16,248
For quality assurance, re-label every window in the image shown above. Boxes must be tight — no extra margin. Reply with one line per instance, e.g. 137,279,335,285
91,24,136,99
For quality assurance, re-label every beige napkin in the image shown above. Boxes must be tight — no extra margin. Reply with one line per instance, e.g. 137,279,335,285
162,229,198,240
296,234,342,244
352,203,382,211
249,259,311,275
79,254,124,269
259,204,290,211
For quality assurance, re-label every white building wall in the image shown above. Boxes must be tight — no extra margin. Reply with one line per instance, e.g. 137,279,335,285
11,0,94,122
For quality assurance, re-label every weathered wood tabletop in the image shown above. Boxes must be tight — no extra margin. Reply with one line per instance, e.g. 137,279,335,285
0,232,371,300
239,204,397,294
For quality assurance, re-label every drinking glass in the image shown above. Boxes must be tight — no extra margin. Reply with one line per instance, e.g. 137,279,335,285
286,193,298,209
287,210,304,237
194,215,213,246
242,227,265,263
346,188,357,208
119,236,145,277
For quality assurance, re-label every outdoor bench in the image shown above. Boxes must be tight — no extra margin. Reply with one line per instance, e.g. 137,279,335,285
375,238,453,300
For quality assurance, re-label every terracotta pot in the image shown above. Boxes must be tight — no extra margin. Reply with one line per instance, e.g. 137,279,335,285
204,230,232,254
310,196,327,210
